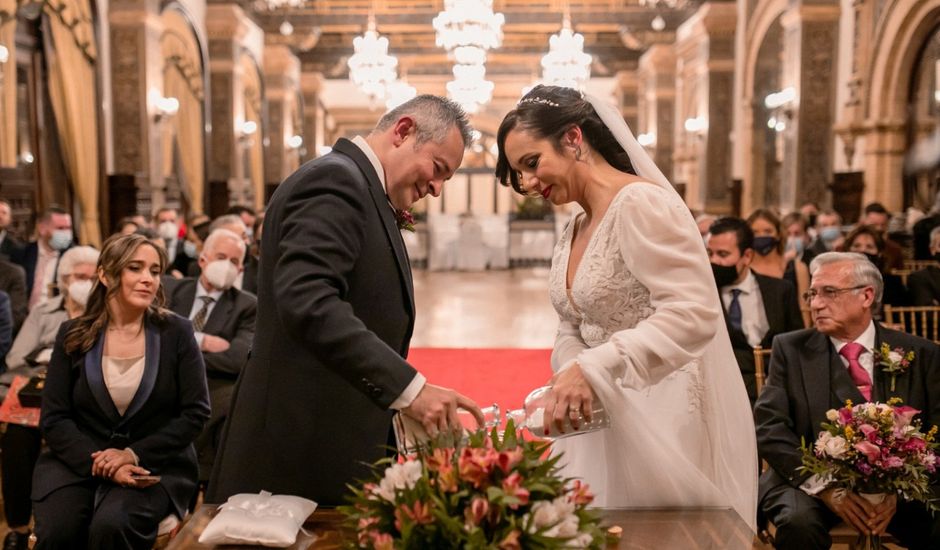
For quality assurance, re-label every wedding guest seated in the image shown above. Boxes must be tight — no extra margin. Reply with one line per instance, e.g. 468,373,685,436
746,209,810,324
908,226,940,306
0,246,98,550
0,255,27,337
163,228,256,482
706,217,802,405
755,251,940,550
860,202,904,271
31,234,209,550
803,210,843,266
843,224,910,315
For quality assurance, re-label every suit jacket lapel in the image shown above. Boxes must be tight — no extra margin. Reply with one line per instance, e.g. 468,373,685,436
203,289,233,335
84,333,121,423
801,330,833,425
178,279,197,316
119,319,160,424
333,138,415,316
755,274,782,341
871,325,909,402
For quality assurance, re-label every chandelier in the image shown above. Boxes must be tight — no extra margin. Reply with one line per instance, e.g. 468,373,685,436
347,16,399,101
541,16,592,90
434,0,504,113
432,0,504,56
385,80,417,110
446,63,494,115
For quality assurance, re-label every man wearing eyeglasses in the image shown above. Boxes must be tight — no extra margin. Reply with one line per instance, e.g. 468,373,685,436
755,251,940,550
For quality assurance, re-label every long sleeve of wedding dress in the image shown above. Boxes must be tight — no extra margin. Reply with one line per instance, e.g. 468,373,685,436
548,183,758,532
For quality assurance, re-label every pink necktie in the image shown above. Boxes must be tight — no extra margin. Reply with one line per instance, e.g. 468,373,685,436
839,342,871,401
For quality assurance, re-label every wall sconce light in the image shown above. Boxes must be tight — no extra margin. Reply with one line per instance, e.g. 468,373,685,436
683,117,707,134
637,132,656,147
286,134,303,149
764,86,795,109
238,120,258,146
0,45,9,64
154,96,179,122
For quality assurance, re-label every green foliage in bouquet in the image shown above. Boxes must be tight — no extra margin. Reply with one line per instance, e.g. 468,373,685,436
799,398,940,509
340,420,606,549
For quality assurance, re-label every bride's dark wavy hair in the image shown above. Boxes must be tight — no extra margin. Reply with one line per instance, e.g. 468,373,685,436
494,85,636,194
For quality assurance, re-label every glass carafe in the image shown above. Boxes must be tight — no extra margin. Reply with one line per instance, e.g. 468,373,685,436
507,386,610,439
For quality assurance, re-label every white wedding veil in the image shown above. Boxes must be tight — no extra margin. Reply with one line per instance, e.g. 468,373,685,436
580,93,759,530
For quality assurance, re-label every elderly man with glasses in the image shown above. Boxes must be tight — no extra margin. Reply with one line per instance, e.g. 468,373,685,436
755,251,940,550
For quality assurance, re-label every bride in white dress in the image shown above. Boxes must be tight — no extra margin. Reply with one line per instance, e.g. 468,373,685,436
495,85,757,531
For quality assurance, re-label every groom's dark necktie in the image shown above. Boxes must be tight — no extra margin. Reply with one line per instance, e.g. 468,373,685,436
728,288,743,333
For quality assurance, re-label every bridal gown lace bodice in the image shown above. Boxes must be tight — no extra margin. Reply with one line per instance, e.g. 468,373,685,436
545,183,757,532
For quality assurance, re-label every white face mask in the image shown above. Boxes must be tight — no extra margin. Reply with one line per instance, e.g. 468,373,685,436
67,279,93,308
157,221,178,241
204,260,238,290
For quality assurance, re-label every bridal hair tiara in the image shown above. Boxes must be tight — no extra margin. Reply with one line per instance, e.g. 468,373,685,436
518,97,559,107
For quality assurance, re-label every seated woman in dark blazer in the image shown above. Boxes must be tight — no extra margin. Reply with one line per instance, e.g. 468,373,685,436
31,233,210,550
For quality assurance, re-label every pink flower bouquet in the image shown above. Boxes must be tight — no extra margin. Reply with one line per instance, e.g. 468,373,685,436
341,422,605,549
800,399,940,547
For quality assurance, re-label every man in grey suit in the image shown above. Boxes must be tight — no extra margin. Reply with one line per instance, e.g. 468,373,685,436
163,228,256,481
756,252,940,549
208,95,482,506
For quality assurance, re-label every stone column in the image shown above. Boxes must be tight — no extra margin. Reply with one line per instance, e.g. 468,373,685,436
206,4,261,214
674,1,736,214
109,0,163,215
779,1,840,209
300,71,323,164
614,70,639,133
263,44,301,188
638,44,677,181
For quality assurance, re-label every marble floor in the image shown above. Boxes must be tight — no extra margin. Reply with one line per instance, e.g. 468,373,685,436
411,268,556,349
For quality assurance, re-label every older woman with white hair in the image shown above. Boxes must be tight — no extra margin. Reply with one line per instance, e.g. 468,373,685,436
0,245,99,550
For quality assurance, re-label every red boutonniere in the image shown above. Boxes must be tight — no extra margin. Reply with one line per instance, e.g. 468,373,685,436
395,208,415,232
874,343,914,392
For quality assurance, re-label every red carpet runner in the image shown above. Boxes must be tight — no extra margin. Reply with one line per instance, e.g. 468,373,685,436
407,348,553,414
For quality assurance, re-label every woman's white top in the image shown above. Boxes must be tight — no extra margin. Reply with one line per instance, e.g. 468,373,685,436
103,354,145,416
549,182,758,531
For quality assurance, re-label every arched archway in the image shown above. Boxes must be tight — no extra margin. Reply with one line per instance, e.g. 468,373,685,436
738,0,787,214
864,0,940,209
240,52,264,210
160,5,206,215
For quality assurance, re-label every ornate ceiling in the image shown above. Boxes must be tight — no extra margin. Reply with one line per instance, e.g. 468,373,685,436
245,0,700,81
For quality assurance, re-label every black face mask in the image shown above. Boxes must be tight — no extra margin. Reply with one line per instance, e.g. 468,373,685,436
863,253,884,271
752,236,779,256
711,263,739,288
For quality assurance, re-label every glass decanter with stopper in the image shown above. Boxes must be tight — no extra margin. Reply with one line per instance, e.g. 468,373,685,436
507,386,610,439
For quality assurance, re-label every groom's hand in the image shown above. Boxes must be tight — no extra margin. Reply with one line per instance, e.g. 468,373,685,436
402,384,483,437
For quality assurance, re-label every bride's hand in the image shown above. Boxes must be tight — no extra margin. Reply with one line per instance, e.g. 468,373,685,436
545,362,594,435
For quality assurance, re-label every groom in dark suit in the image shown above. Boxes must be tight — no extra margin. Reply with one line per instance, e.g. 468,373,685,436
755,251,940,550
162,228,257,481
207,95,482,506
